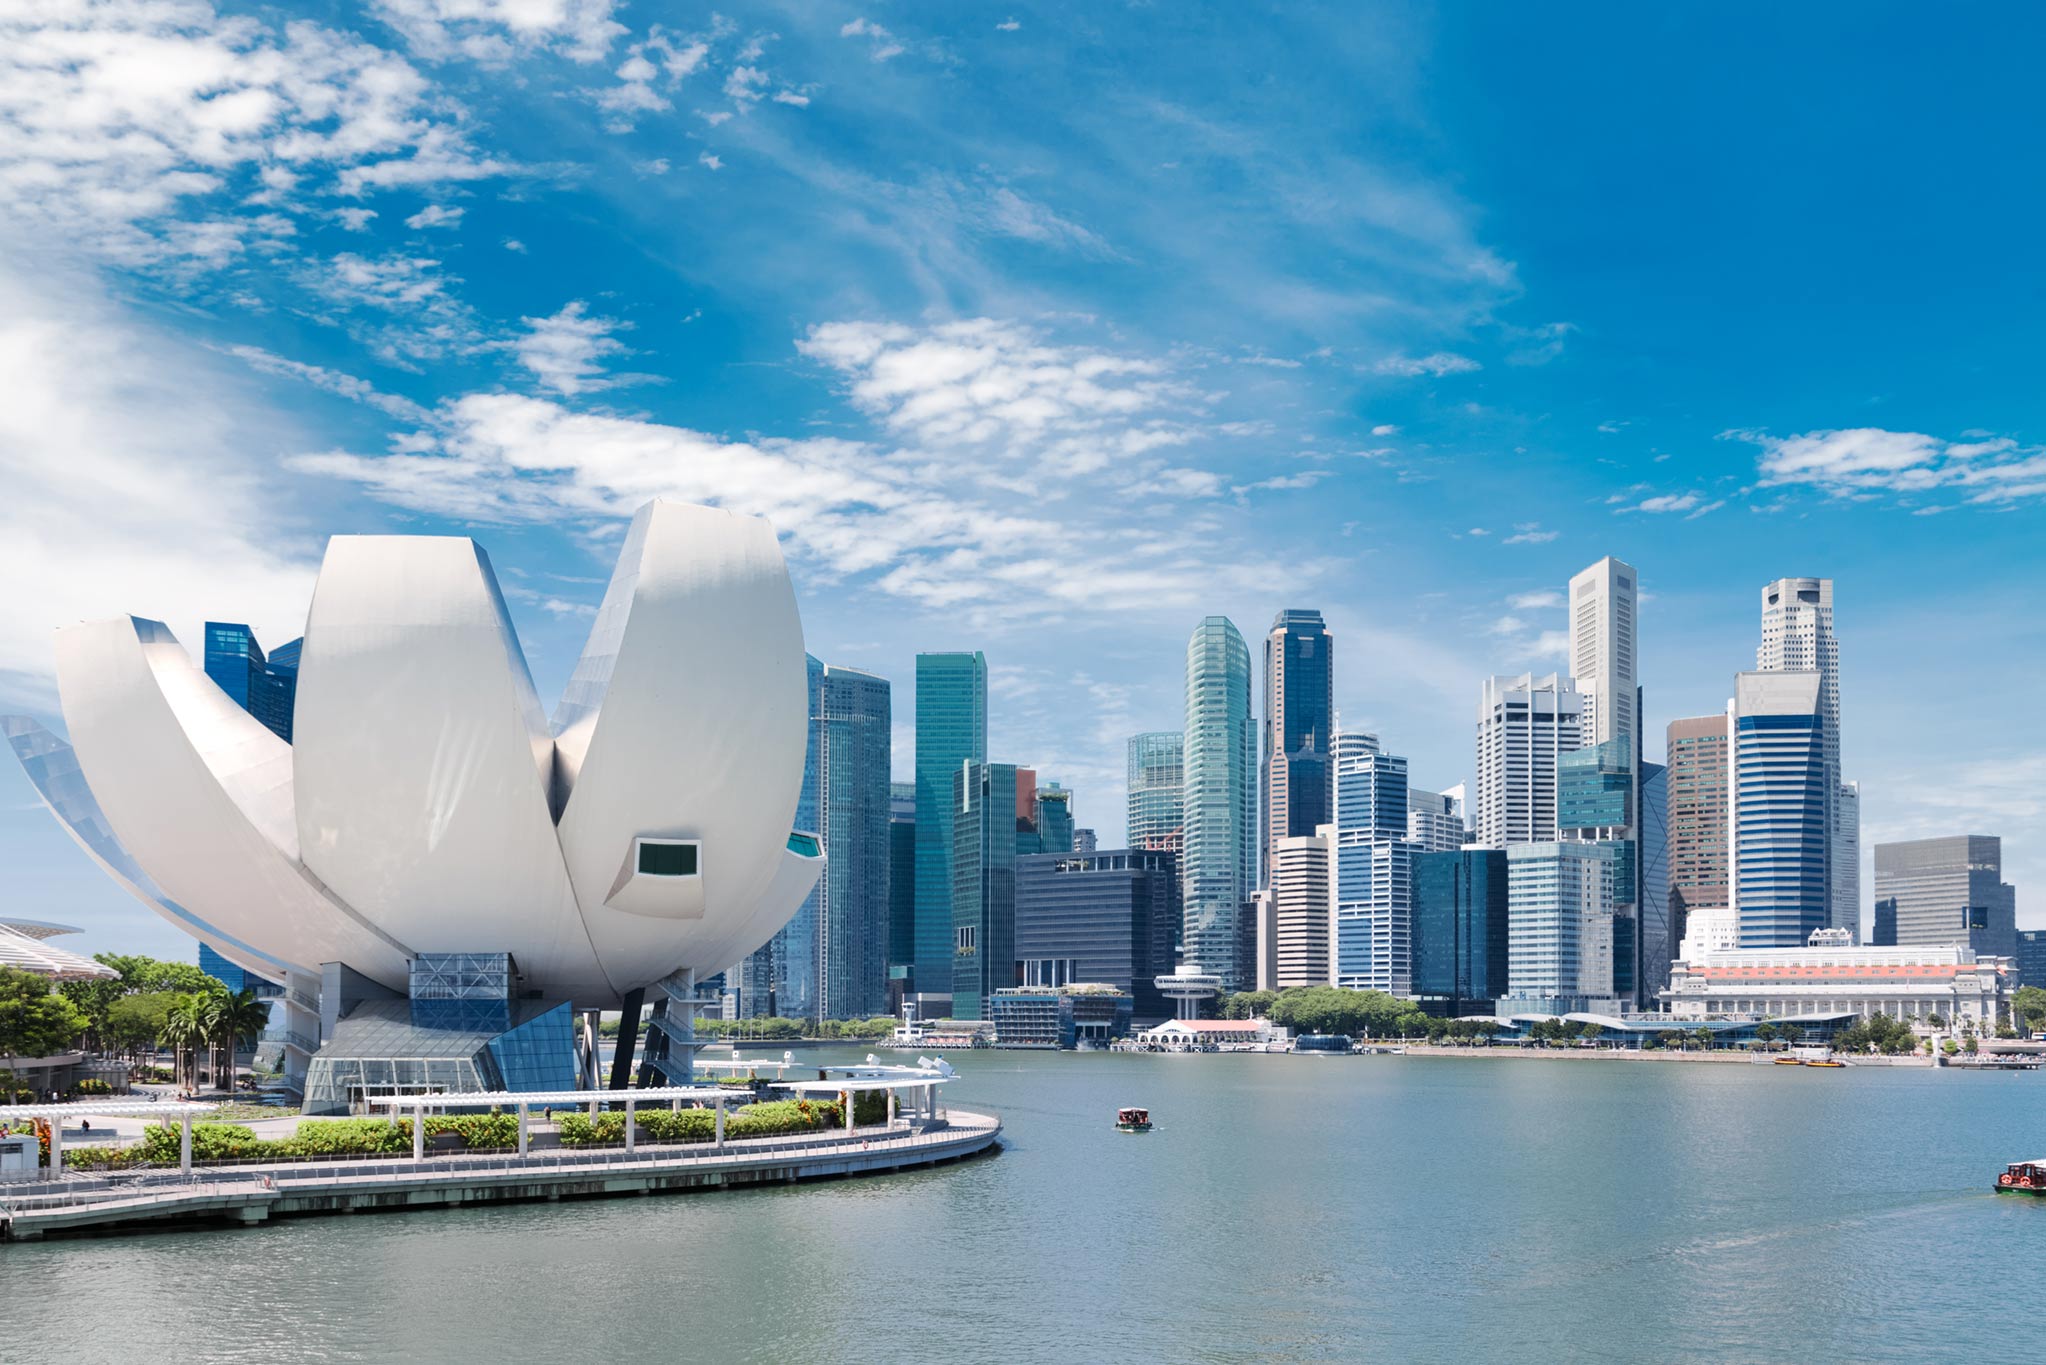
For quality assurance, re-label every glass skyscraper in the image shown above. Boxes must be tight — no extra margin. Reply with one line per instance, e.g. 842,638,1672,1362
745,655,825,1018
952,760,1020,1021
1183,618,1255,990
915,652,987,1011
1330,731,1412,994
1125,731,1185,855
203,622,299,743
817,664,892,1020
1015,849,1181,1023
1731,671,1829,948
1411,848,1509,1015
1262,608,1334,885
888,781,916,998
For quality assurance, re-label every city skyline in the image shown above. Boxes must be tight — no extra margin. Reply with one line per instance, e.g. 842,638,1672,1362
4,4,2043,959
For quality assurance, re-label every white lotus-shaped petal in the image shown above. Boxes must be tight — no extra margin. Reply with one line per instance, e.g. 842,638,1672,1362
293,535,609,1002
555,501,821,980
53,617,413,987
24,499,821,1011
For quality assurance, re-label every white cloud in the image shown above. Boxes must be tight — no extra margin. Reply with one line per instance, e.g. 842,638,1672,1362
593,28,709,129
1728,426,2046,506
983,187,1116,257
1371,424,1399,436
699,151,723,171
0,259,316,701
1375,351,1480,378
404,203,464,229
1232,470,1332,497
1630,492,1699,514
1508,590,1563,609
724,65,768,104
291,318,1284,624
1503,523,1557,544
303,252,478,362
371,0,626,65
997,18,1021,31
0,2,512,263
840,17,905,61
335,207,380,231
223,344,430,422
502,237,527,252
772,90,810,107
513,301,628,397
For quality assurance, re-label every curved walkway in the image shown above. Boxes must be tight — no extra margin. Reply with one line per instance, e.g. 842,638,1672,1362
1,1110,1001,1241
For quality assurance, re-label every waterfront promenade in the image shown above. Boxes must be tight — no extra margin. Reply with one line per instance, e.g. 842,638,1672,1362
0,1109,1001,1240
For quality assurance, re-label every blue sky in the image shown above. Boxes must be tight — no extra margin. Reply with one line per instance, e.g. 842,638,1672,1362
2,1,2041,960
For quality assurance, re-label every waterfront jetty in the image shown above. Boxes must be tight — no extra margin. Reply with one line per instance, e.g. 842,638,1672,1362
0,1070,998,1241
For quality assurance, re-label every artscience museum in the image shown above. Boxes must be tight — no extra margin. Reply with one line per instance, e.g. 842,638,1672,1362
4,500,823,1113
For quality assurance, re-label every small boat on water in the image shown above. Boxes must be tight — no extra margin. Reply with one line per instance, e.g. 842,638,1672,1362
1115,1106,1153,1133
1773,1056,1803,1065
1805,1058,1847,1068
1995,1160,2046,1196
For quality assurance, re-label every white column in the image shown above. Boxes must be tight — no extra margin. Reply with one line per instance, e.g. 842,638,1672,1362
517,1104,529,1157
180,1116,192,1175
845,1090,855,1135
625,1098,636,1152
714,1098,725,1149
48,1115,62,1175
412,1107,424,1161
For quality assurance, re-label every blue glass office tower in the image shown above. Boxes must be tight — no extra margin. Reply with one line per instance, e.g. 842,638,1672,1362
1183,618,1256,990
204,622,262,710
916,652,987,1012
745,655,825,1018
817,664,892,1020
1411,849,1509,1015
251,638,301,742
1034,784,1075,856
889,782,916,1001
952,761,1020,1020
1637,761,1671,1000
1262,609,1334,885
203,622,298,743
199,943,250,993
1731,672,1829,948
1331,732,1412,993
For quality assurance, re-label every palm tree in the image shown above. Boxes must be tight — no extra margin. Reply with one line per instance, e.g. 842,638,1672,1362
214,989,271,1095
159,994,207,1092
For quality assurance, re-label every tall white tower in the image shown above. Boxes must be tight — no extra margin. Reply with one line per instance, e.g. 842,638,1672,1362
1757,578,1855,938
1474,673,1583,849
1568,557,1640,756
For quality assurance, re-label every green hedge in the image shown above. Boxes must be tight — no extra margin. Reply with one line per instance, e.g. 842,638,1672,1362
554,1098,854,1148
130,1114,526,1164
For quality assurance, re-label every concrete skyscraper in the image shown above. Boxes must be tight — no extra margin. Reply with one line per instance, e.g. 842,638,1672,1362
1757,578,1857,938
1261,609,1334,888
1730,671,1829,948
1665,715,1730,962
1474,673,1583,849
1268,831,1333,989
1126,731,1186,856
914,651,987,1015
1568,557,1639,755
1183,617,1256,989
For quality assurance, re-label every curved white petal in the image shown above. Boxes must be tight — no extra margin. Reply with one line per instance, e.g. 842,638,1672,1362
294,536,611,1002
555,501,814,985
53,618,411,987
3,714,299,984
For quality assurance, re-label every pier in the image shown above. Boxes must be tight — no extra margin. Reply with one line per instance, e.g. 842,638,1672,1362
0,1108,1000,1241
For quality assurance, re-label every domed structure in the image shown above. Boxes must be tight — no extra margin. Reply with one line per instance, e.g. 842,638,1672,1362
5,500,822,1107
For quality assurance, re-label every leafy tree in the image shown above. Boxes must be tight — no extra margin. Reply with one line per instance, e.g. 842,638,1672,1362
1693,1027,1714,1051
1582,1023,1605,1045
213,989,272,1090
2013,986,2046,1035
0,966,90,1062
1755,1023,1778,1045
104,992,174,1060
160,993,210,1090
1222,991,1278,1021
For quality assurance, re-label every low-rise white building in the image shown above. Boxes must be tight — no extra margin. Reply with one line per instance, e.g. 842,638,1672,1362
1663,934,2013,1027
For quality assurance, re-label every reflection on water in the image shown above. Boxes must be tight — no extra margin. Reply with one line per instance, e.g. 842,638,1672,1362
2,1049,2040,1364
